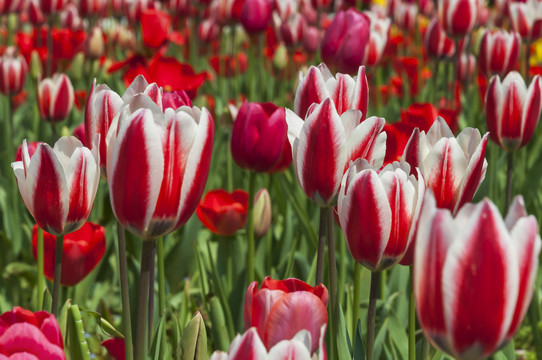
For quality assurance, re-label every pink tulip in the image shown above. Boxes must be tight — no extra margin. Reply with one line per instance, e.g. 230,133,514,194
485,72,542,151
424,16,455,60
415,193,541,359
12,137,100,236
241,0,272,33
509,0,542,42
0,47,28,96
438,0,478,37
479,29,520,78
286,98,386,207
37,73,74,123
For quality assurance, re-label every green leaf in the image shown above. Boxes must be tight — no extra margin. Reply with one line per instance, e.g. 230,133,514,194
209,297,231,352
67,304,91,360
150,311,167,360
353,320,365,360
337,305,352,360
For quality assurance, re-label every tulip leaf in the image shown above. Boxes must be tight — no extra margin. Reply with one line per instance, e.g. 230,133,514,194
67,304,91,360
42,288,52,312
492,341,516,360
337,305,352,360
150,311,167,360
352,319,365,360
209,296,231,352
79,308,124,339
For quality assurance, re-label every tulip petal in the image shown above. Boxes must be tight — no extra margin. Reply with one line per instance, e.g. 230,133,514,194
327,73,357,115
228,328,267,360
294,66,329,119
251,288,286,342
345,116,386,171
268,338,312,359
0,323,65,360
521,76,542,147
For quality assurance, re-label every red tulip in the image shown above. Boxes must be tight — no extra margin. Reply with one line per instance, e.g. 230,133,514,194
286,98,386,206
73,123,86,145
244,276,328,354
415,193,541,359
107,90,214,240
479,29,520,78
126,0,156,22
0,307,65,359
509,0,542,42
402,117,488,213
241,0,272,33
141,9,172,49
0,47,28,96
294,63,369,120
12,138,100,236
485,72,542,151
338,159,424,271
102,338,125,360
424,16,455,60
383,122,415,165
38,0,68,15
401,102,458,133
32,222,105,286
231,101,291,173
196,189,248,236
37,73,74,123
321,9,370,74
438,0,478,37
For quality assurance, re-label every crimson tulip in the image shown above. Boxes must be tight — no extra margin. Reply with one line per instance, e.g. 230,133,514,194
244,276,328,354
294,63,369,120
415,193,540,359
0,307,65,359
12,137,100,236
424,16,455,60
196,189,248,236
287,98,386,207
107,91,214,240
509,0,542,42
321,9,370,74
479,29,520,78
0,47,28,96
241,0,272,33
485,72,542,151
438,0,478,37
32,222,105,286
102,338,125,360
37,73,74,123
402,117,488,214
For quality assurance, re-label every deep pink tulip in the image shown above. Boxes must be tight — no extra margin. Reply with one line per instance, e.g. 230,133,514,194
294,63,369,120
321,9,370,74
302,25,321,53
231,101,291,173
39,0,68,14
362,12,390,67
479,29,520,78
402,117,488,214
38,73,74,123
509,0,542,42
286,98,386,207
244,276,328,354
424,16,455,60
394,0,418,32
338,160,424,271
438,0,478,37
107,91,214,240
0,47,28,96
485,72,542,151
12,137,100,236
415,193,541,359
241,0,272,33
0,307,65,359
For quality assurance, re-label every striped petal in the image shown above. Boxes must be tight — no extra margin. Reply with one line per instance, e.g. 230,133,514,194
294,65,329,119
521,75,542,147
228,328,267,360
268,338,312,360
345,115,386,171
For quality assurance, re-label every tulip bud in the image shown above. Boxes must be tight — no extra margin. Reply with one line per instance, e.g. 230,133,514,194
424,16,455,59
30,51,43,80
180,312,207,360
479,29,520,78
37,73,74,123
438,0,478,37
39,0,69,15
86,27,105,59
273,44,288,70
0,47,28,96
509,0,542,42
241,0,272,34
253,188,271,238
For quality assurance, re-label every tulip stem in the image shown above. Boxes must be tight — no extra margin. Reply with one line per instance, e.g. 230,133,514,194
315,207,329,286
505,152,514,211
367,271,380,360
37,227,45,310
408,266,416,360
117,223,134,360
135,241,154,360
247,171,256,284
352,262,362,345
148,242,155,345
327,210,339,360
51,234,64,316
157,237,166,315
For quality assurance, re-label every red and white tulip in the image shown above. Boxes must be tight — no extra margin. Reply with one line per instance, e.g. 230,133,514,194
479,29,520,78
509,0,542,42
424,16,455,60
0,47,28,96
438,0,478,37
362,12,390,67
37,73,74,123
394,0,418,32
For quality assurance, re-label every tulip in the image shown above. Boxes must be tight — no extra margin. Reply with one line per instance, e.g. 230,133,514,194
37,73,74,123
275,12,305,47
196,189,248,236
303,26,321,54
338,159,424,270
101,338,124,360
73,123,86,145
244,276,328,354
274,0,299,20
457,53,476,83
485,72,542,151
0,0,24,13
0,47,28,96
180,312,208,360
438,0,478,37
294,63,369,120
509,0,542,42
75,0,106,16
12,137,100,236
29,0,47,26
231,101,291,173
198,18,221,43
424,16,455,60
478,29,520,78
253,188,271,238
15,141,43,162
85,26,105,59
60,4,83,30
38,0,68,14
107,93,215,240
0,307,65,359
286,98,386,207
321,8,370,74
169,0,191,16
163,90,192,110
241,0,272,33
394,0,418,32
415,193,541,359
362,12,390,67
402,117,488,213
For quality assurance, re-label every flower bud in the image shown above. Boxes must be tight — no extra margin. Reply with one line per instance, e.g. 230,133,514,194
86,26,105,59
180,312,207,360
253,188,271,238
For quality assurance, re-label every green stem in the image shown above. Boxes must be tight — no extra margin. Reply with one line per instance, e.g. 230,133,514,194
408,267,416,360
505,152,514,211
135,241,155,360
157,237,166,315
148,242,155,346
367,271,380,360
247,171,256,284
352,262,361,344
421,336,430,360
528,290,542,359
327,210,338,360
117,223,134,360
51,234,64,316
315,207,329,286
37,227,45,310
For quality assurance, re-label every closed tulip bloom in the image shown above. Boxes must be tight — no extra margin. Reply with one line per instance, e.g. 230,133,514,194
485,72,542,151
60,3,83,30
509,0,542,42
394,0,418,32
457,53,476,83
32,222,106,286
321,9,370,74
12,138,99,236
424,16,455,60
402,117,488,214
0,47,28,96
0,307,65,359
415,193,541,359
245,276,328,354
363,12,390,67
196,189,248,236
241,0,272,33
276,12,305,46
231,101,290,173
75,0,106,16
338,159,424,271
479,29,520,78
38,73,74,123
0,0,24,13
438,0,478,37
198,18,221,43
107,94,214,240
294,63,369,120
39,0,68,14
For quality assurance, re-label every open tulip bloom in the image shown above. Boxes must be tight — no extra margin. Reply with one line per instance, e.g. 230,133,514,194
414,192,541,359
